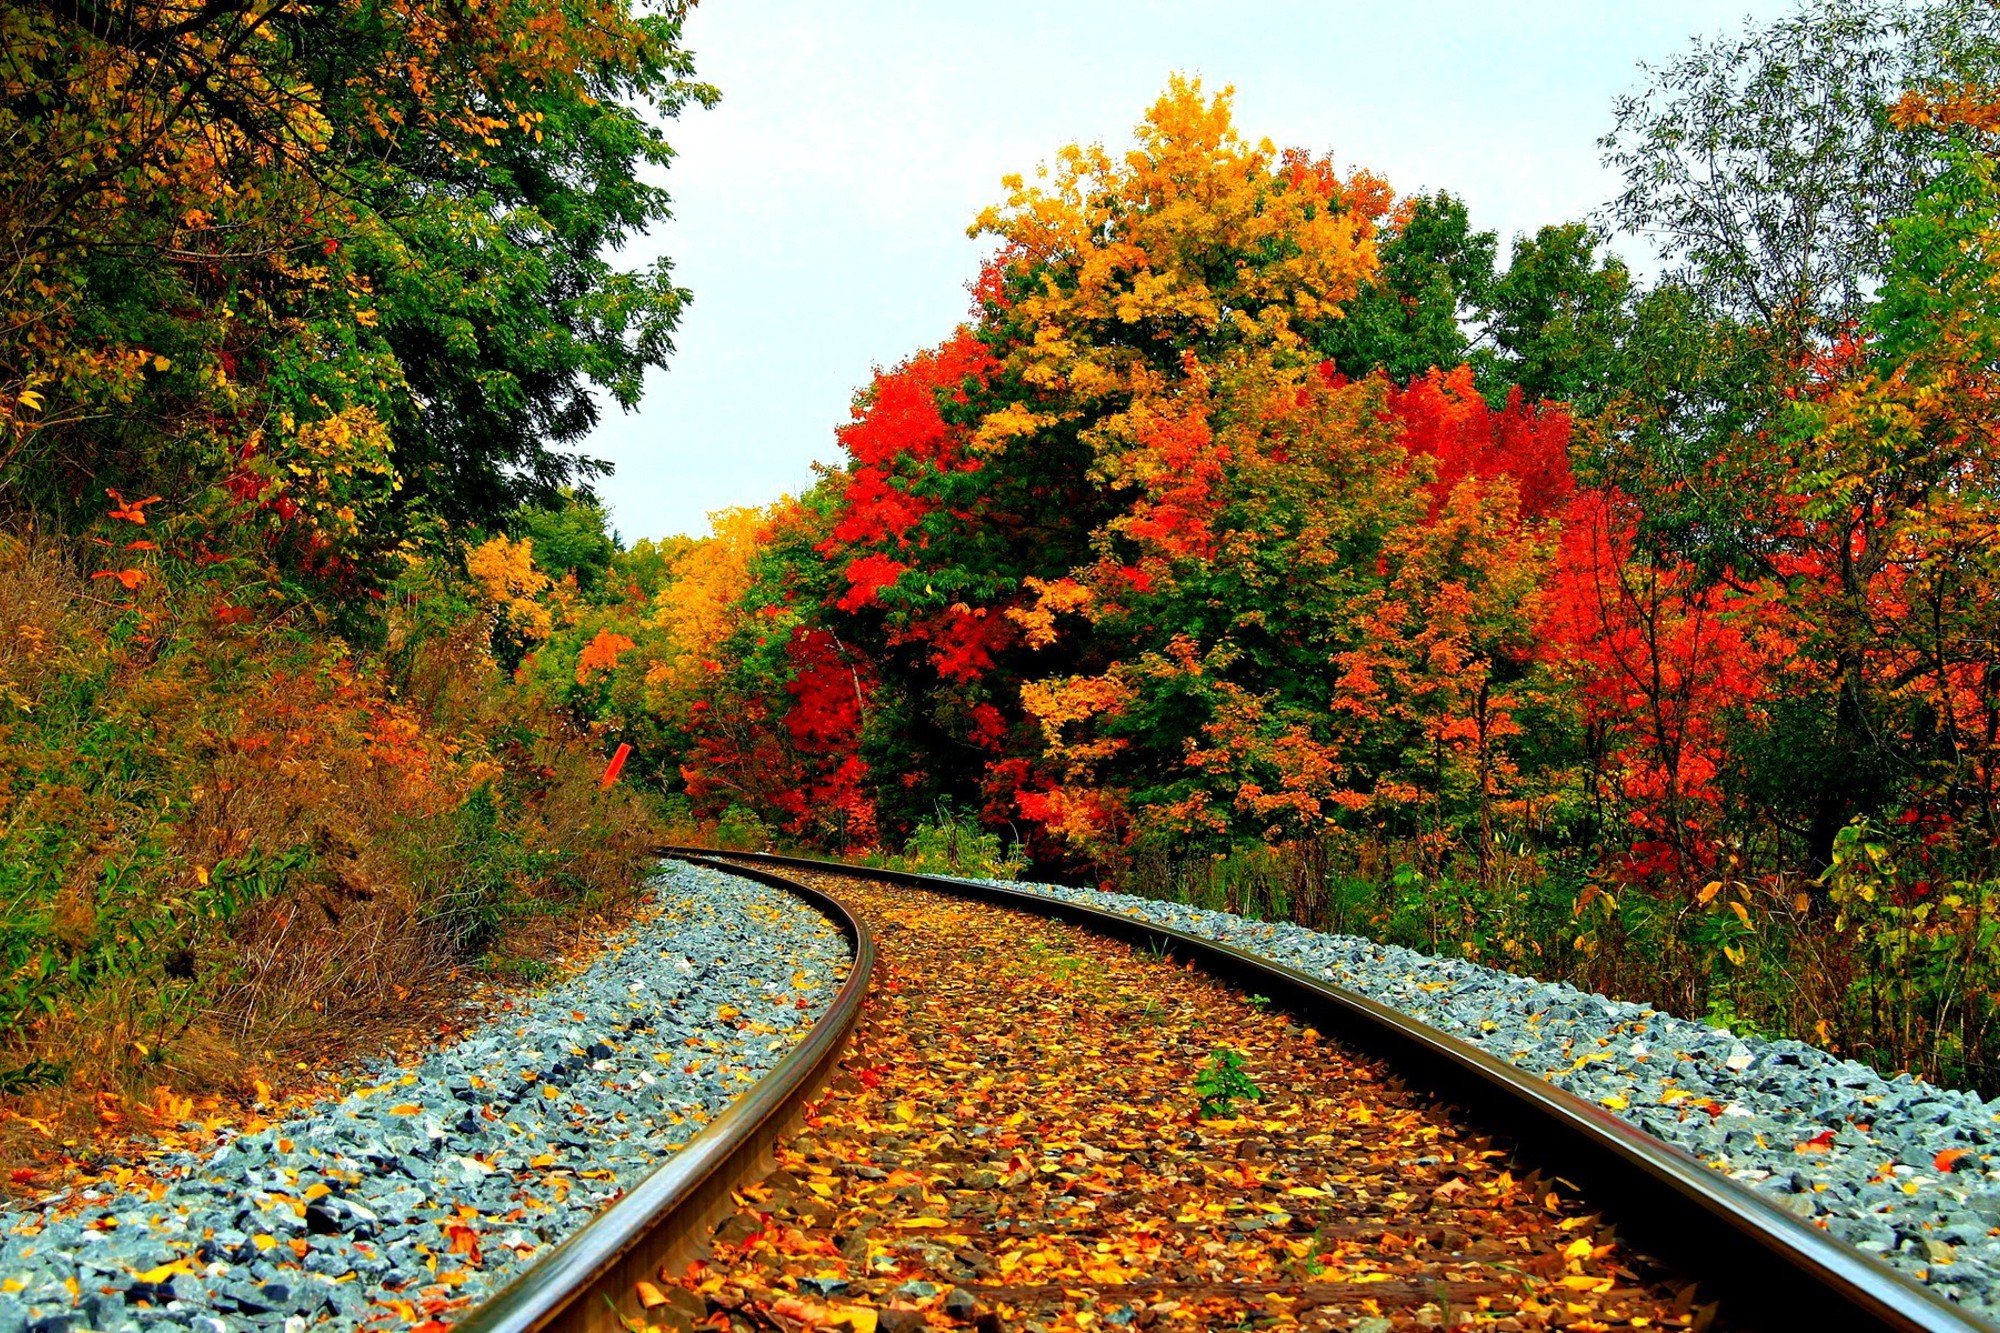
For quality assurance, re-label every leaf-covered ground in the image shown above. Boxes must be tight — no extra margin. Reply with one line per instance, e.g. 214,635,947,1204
652,870,1704,1332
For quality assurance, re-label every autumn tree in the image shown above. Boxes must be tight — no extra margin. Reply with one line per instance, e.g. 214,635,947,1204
1755,87,2000,874
0,0,712,575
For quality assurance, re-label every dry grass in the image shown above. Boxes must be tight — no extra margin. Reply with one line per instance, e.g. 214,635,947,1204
0,538,663,1177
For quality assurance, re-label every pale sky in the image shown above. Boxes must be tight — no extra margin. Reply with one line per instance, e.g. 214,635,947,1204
585,0,1795,544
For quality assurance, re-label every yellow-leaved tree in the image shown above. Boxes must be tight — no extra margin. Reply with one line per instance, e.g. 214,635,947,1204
970,75,1386,479
648,506,777,699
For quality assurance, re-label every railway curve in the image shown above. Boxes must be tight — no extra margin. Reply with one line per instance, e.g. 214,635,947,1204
456,849,1990,1333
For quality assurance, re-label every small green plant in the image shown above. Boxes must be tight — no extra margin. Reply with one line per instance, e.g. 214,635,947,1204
1290,1226,1330,1278
483,952,553,983
0,1060,67,1095
1017,938,1092,986
1193,1046,1262,1118
895,813,1027,880
713,805,773,852
1701,991,1766,1038
1248,993,1272,1011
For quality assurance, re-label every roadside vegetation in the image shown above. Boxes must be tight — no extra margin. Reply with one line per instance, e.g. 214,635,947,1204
0,0,705,1160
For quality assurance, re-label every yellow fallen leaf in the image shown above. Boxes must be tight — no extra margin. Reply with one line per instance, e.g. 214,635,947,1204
1560,1274,1613,1292
387,1103,422,1115
634,1280,667,1309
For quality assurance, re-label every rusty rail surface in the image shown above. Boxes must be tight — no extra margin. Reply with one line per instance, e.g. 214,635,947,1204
453,858,874,1333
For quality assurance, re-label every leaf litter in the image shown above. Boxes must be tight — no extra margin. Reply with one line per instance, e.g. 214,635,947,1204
657,869,1706,1332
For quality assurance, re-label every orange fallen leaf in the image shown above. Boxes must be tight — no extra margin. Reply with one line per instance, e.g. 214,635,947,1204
104,489,162,524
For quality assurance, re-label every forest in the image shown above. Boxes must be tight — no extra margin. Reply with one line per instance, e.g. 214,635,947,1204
558,6,2000,1091
5,0,2000,1158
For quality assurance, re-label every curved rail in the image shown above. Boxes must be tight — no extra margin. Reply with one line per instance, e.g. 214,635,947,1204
454,859,874,1333
671,846,1993,1333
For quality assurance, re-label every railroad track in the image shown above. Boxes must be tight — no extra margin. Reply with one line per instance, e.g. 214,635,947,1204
455,849,1993,1333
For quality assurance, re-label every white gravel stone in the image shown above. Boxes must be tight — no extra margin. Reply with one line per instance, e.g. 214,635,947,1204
0,864,849,1332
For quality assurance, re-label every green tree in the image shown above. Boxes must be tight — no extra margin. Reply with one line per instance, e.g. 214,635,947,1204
0,0,714,567
1318,192,1496,382
1601,0,1998,344
515,495,620,599
1481,224,1631,411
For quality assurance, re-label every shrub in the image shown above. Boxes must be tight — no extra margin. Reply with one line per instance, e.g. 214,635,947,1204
893,815,1026,880
0,537,662,1165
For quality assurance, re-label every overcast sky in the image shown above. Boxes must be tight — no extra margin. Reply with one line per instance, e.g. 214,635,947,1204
584,0,1794,544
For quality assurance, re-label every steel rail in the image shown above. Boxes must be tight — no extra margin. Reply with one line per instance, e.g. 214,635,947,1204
453,859,874,1333
670,845,1994,1333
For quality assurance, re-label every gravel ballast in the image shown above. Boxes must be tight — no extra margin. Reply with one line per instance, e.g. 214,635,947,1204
978,874,2000,1319
0,862,849,1333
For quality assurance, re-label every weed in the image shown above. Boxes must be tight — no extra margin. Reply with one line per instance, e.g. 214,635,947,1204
0,1061,66,1095
483,953,554,983
892,812,1027,881
1193,1047,1262,1118
1017,939,1093,987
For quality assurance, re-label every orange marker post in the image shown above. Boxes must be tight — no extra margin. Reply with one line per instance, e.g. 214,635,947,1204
599,742,632,790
